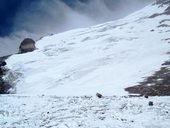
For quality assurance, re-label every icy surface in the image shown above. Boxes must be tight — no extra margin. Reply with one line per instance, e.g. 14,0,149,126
0,95,170,128
5,3,170,96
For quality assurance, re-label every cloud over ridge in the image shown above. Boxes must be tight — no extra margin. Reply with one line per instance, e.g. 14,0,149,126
0,0,153,56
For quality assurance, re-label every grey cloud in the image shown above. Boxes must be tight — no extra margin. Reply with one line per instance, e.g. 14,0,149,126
0,0,154,56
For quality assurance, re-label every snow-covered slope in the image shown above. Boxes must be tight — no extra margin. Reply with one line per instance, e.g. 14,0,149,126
1,1,170,128
5,1,170,96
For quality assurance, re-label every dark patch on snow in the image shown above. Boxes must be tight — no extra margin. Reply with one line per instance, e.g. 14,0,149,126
155,0,170,6
149,0,170,18
149,13,163,18
0,57,16,94
157,24,170,27
125,67,170,96
148,101,154,106
165,5,170,14
162,60,170,65
96,92,103,98
159,19,170,24
0,79,12,94
162,38,170,43
165,38,170,41
0,61,12,94
150,29,155,32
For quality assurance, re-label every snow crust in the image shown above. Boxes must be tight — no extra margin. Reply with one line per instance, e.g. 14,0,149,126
0,95,170,128
6,3,170,96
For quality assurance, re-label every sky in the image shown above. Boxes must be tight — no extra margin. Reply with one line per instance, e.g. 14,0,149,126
0,0,154,56
0,0,88,37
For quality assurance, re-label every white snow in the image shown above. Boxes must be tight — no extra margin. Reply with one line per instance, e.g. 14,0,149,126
1,2,170,128
5,3,170,96
0,95,170,128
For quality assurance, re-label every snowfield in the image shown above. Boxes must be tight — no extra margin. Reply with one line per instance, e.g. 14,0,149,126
5,3,170,96
0,95,170,128
1,1,170,128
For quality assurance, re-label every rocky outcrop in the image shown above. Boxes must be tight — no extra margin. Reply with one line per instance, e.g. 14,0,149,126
0,77,4,93
165,5,170,14
125,67,170,96
149,0,170,18
0,38,36,93
0,61,6,76
155,0,170,6
19,38,36,53
0,78,11,94
0,60,11,94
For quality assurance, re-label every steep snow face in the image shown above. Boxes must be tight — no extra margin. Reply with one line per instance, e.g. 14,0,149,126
6,2,170,96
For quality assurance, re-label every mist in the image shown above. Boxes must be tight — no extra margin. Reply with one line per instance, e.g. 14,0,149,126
0,0,154,56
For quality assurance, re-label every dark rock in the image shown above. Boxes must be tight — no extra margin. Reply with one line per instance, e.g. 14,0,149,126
162,60,170,65
158,24,170,27
149,0,170,18
125,67,170,96
159,19,170,24
19,38,36,53
165,4,170,15
0,79,12,94
0,60,7,69
149,13,162,18
96,92,103,98
0,60,12,94
149,101,154,106
0,61,6,66
0,67,7,76
126,84,170,96
144,95,148,98
155,0,170,5
0,78,5,94
0,68,3,76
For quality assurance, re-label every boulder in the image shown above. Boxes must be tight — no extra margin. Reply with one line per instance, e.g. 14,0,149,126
96,92,103,98
144,95,148,98
19,38,36,53
149,101,154,106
